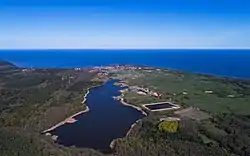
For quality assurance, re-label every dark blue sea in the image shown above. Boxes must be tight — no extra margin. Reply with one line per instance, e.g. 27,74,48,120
0,49,249,79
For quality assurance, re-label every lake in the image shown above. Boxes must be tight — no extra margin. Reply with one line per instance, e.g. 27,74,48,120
48,79,145,152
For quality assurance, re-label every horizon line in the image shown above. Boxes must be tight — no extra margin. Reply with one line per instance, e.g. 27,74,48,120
1,48,250,51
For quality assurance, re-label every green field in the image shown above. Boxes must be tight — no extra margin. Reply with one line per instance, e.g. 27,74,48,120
114,68,250,115
111,67,250,156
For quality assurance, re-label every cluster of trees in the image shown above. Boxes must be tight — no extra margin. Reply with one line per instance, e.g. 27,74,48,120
114,118,229,156
0,129,49,156
113,68,250,156
199,114,250,156
0,61,106,156
209,76,250,97
158,120,179,133
67,81,103,92
0,76,63,113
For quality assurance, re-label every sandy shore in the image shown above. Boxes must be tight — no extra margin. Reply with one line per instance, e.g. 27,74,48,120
126,119,141,136
110,139,117,149
81,89,90,104
42,83,105,142
109,89,147,149
120,98,147,116
43,89,91,134
109,92,147,149
43,106,90,134
109,119,143,149
114,82,129,87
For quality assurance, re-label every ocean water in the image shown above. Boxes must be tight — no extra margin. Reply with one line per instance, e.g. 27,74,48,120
0,49,249,79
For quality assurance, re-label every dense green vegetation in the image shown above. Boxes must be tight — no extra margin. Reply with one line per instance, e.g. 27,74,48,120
199,114,250,155
0,129,49,156
124,92,166,106
0,61,104,156
112,68,250,156
114,118,229,156
1,61,250,156
118,68,250,115
158,120,179,133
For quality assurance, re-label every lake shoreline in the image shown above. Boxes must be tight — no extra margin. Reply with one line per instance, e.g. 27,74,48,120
109,118,143,149
43,106,90,140
43,83,105,132
120,96,148,116
43,82,106,135
110,90,147,149
126,119,141,137
44,80,146,151
43,106,90,134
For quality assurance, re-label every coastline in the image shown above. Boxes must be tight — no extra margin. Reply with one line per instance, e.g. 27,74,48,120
126,119,141,137
110,90,147,149
42,82,105,135
120,97,147,116
110,139,117,149
81,89,90,104
43,89,91,134
43,106,90,134
109,119,142,149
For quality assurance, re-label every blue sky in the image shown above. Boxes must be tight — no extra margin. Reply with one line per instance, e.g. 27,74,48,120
0,0,250,49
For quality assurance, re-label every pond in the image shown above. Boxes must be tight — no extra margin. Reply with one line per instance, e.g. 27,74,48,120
144,102,178,111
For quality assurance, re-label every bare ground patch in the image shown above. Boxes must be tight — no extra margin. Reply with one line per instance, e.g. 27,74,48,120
174,107,211,121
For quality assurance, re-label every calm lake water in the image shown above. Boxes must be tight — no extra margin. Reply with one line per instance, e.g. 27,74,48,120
49,80,145,152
